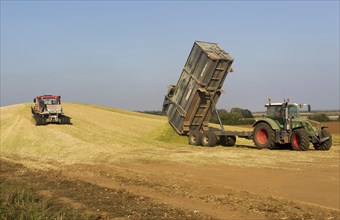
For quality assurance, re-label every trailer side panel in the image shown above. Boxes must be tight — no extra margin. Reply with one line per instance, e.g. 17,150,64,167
163,41,234,135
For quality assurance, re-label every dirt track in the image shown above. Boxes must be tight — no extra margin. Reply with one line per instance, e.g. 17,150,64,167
1,154,339,219
1,103,339,219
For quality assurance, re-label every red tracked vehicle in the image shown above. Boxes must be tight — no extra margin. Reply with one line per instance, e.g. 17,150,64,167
31,95,71,125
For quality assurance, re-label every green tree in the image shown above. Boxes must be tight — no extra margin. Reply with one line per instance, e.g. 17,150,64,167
211,109,255,125
308,114,330,122
230,108,254,118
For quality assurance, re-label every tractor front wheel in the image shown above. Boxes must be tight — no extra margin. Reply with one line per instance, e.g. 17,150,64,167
291,128,309,151
314,128,332,151
253,123,275,149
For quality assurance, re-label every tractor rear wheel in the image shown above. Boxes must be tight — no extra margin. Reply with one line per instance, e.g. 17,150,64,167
314,128,332,151
253,123,275,149
201,131,217,147
220,135,236,147
291,128,309,151
188,131,202,146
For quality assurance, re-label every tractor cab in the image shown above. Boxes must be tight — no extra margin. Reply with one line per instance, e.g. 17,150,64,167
265,103,301,123
33,95,61,113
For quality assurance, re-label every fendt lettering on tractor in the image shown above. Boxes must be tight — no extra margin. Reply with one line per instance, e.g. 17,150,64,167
253,99,332,151
31,95,71,125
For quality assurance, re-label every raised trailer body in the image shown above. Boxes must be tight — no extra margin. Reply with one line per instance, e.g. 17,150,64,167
163,41,251,146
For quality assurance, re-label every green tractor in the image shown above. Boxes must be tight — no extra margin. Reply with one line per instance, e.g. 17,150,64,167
252,99,332,151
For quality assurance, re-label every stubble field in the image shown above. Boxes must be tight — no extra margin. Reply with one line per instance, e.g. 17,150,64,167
1,103,339,219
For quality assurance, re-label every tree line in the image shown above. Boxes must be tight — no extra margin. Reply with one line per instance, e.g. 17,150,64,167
138,108,256,125
210,108,255,125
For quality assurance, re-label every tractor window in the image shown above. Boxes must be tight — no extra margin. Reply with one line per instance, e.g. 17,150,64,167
267,106,282,118
42,98,59,105
288,105,299,117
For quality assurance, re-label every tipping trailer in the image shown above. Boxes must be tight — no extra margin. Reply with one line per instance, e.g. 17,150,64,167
162,41,252,147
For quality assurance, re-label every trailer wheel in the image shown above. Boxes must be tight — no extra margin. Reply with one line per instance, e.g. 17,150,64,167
188,131,202,146
313,128,332,151
220,135,236,147
253,123,275,149
291,128,309,151
201,132,217,147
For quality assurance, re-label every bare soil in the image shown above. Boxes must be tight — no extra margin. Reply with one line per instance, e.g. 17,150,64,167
323,121,340,135
1,155,339,220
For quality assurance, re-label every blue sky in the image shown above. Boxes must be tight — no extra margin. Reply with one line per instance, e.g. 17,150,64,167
1,1,339,111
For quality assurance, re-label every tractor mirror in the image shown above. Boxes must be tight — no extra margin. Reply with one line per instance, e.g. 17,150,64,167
33,98,36,103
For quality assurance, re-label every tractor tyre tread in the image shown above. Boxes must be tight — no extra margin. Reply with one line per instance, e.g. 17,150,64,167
291,128,309,151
